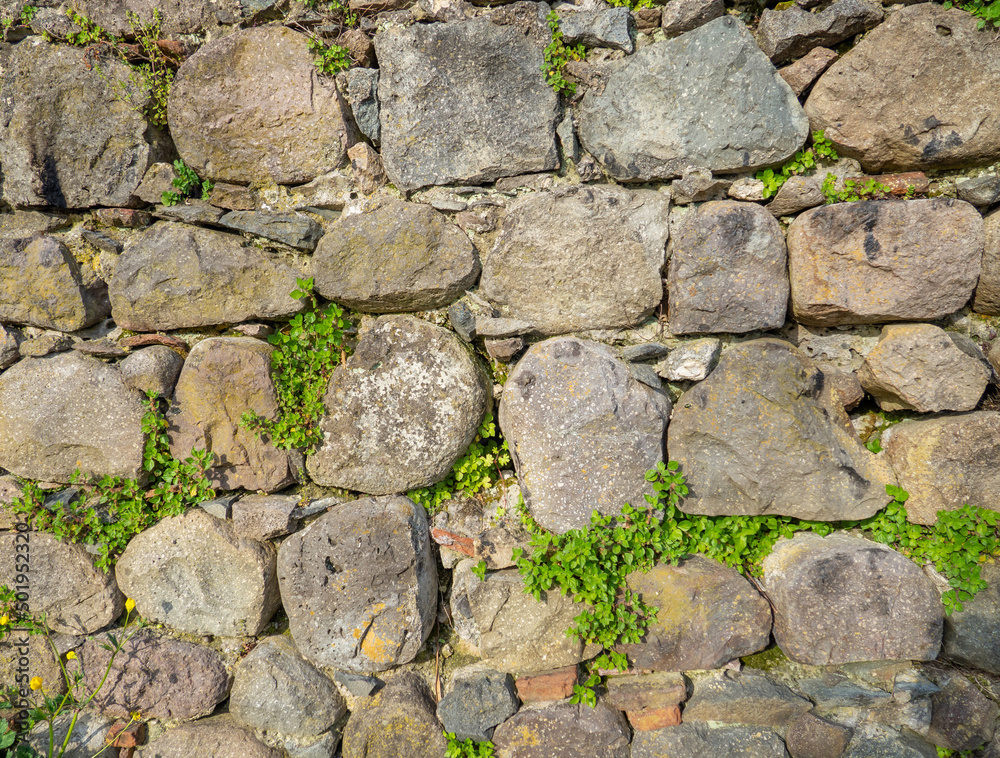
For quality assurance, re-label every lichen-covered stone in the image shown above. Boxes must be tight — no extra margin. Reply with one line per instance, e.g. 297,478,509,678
491,701,631,758
682,671,812,727
116,509,280,637
499,337,671,533
136,715,284,758
341,672,447,758
167,337,293,493
277,496,437,673
169,26,351,184
480,185,669,336
0,352,145,483
306,316,489,494
312,198,480,312
375,19,559,190
0,236,109,331
577,16,808,181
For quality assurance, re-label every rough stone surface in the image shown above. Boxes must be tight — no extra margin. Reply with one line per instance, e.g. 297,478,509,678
516,666,578,702
756,0,883,64
26,711,116,758
943,561,1000,674
558,8,634,53
375,19,559,190
974,209,1000,315
169,26,350,184
779,47,839,97
785,712,854,758
763,532,943,665
768,175,825,217
926,673,998,752
653,339,720,382
137,715,284,758
312,198,480,312
667,200,789,335
683,671,813,726
491,702,631,758
118,345,184,398
480,185,668,336
618,556,771,671
958,175,1000,209
167,337,293,493
631,723,790,758
787,199,984,326
306,316,489,493
805,4,1000,172
217,211,324,251
668,339,894,520
230,635,346,739
110,222,305,331
841,724,938,758
0,324,20,370
577,16,808,181
0,530,123,635
0,236,110,331
660,0,724,36
858,324,990,412
74,628,230,720
341,673,447,758
499,337,671,533
346,67,380,144
0,42,166,208
451,562,602,673
69,0,245,36
604,671,686,711
277,496,437,673
115,509,280,637
0,352,145,483
884,412,1000,525
232,494,300,541
437,668,519,741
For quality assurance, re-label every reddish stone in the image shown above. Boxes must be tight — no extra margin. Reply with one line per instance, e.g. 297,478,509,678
627,705,682,731
515,665,578,702
778,47,838,97
633,8,662,29
842,171,929,196
120,334,189,352
430,528,475,556
94,209,154,228
106,720,147,748
155,39,186,60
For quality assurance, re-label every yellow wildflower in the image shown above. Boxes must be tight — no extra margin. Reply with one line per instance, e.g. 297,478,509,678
29,676,43,691
0,614,8,625
66,651,76,660
125,598,135,613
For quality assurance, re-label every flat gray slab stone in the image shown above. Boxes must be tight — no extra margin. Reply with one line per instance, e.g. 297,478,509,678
576,16,808,181
374,18,559,190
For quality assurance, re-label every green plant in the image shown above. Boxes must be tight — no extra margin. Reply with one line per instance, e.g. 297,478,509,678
471,560,488,581
8,393,215,573
307,36,352,76
757,130,839,199
161,159,213,206
821,173,892,204
542,11,585,96
64,8,107,45
944,0,1000,28
407,414,511,515
444,732,496,758
241,278,351,453
2,4,36,29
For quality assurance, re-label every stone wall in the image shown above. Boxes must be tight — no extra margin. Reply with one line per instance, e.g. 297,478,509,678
2,0,1000,755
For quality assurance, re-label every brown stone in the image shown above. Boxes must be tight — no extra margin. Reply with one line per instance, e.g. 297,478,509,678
974,208,1000,315
348,142,389,195
515,666,578,702
778,46,838,97
105,720,146,749
431,527,475,556
842,171,929,196
604,671,687,711
119,333,189,352
633,8,661,28
93,209,154,228
207,182,255,211
627,705,682,731
338,28,375,67
785,712,853,758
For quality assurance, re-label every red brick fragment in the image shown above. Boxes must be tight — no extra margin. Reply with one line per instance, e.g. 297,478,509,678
516,665,578,702
120,334,188,352
626,705,682,731
106,719,147,748
843,171,929,196
430,528,475,556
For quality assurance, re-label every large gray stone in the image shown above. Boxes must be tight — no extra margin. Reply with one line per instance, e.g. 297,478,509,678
618,556,772,671
558,7,634,53
0,42,167,208
109,222,306,332
491,701,630,758
277,496,437,673
479,185,669,336
576,16,808,182
858,323,990,412
26,711,117,758
342,673,447,758
118,345,184,398
756,0,883,64
805,4,1000,172
74,628,230,720
668,339,894,520
69,0,244,35
885,412,1000,525
943,561,1000,674
683,671,812,727
312,198,480,312
169,26,351,184
926,673,999,753
0,352,145,483
0,236,109,331
631,723,790,758
167,337,293,493
499,337,671,534
230,635,346,739
137,715,284,758
0,530,123,635
437,667,519,742
115,509,280,637
306,316,489,494
974,208,1000,315
217,211,324,251
374,19,559,190
450,560,601,674
763,532,943,665
667,201,788,335
787,199,984,326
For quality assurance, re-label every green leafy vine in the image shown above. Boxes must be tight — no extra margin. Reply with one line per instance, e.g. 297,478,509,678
757,130,839,199
542,11,585,96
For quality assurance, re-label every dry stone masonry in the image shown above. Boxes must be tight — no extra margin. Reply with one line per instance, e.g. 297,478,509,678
2,0,1000,755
